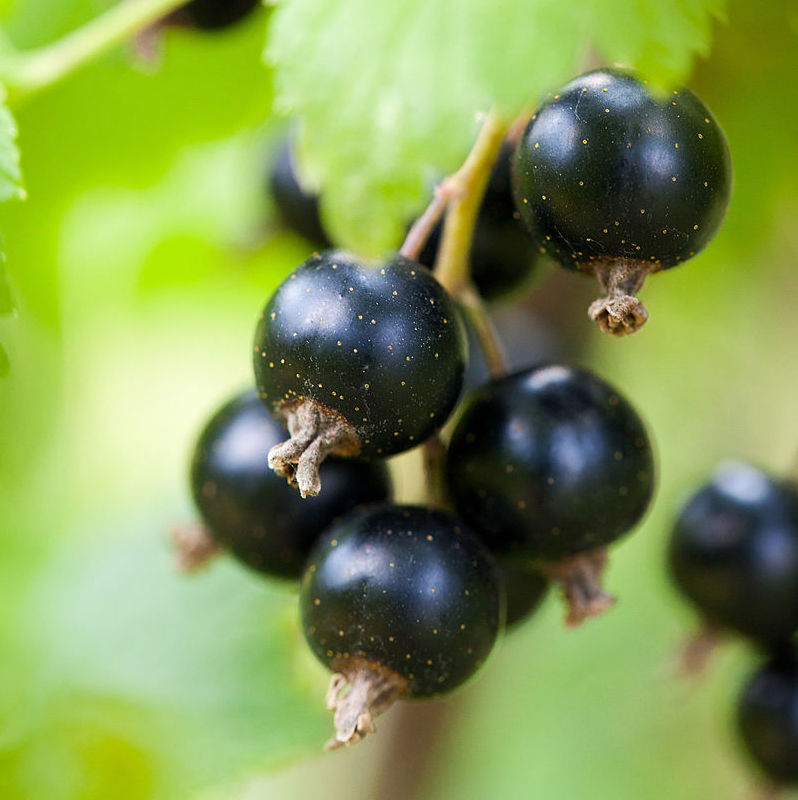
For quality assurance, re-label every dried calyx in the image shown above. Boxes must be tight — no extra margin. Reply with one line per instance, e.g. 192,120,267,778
324,659,409,750
268,399,360,497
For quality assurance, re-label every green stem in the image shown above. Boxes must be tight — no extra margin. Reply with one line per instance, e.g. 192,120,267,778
431,109,510,378
434,109,507,296
0,0,188,96
459,285,508,378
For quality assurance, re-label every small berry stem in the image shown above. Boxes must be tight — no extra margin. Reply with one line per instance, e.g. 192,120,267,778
422,433,449,510
0,0,188,96
399,184,449,261
434,110,508,296
458,284,509,378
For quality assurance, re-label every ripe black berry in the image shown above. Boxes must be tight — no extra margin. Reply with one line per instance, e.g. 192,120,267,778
445,364,655,624
418,142,540,300
177,0,260,30
267,136,331,248
184,389,392,578
300,504,502,748
513,68,732,335
501,563,548,628
668,462,798,645
253,251,467,497
738,650,798,786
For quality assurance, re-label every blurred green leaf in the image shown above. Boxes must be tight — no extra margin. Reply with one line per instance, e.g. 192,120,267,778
10,530,328,799
590,0,726,88
268,0,725,256
0,340,8,376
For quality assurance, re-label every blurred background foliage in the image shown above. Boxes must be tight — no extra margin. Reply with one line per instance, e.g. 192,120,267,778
0,0,796,798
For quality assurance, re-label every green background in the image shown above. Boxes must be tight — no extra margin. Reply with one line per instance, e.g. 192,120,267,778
0,0,797,798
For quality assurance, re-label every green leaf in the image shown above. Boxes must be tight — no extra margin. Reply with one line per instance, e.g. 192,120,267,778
589,0,727,89
11,529,328,798
0,101,24,203
0,340,8,376
267,0,726,256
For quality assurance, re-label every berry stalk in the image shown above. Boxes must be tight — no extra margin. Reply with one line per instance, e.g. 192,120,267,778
0,0,188,96
434,110,508,296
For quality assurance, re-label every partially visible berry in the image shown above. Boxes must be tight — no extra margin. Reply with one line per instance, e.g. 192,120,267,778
513,68,732,336
445,364,655,625
174,0,260,30
738,649,798,787
253,251,467,497
300,504,503,748
185,389,391,578
500,563,548,628
669,462,798,646
268,136,331,248
418,142,541,300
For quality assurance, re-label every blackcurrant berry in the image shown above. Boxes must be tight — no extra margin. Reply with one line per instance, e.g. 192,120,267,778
253,251,467,497
185,389,391,578
513,68,732,336
267,136,331,249
445,364,655,624
176,0,260,30
738,649,798,787
300,504,503,748
418,142,541,300
669,462,798,646
500,563,548,628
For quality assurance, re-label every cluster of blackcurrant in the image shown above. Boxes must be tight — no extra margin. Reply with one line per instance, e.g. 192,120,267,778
668,462,798,792
178,67,735,752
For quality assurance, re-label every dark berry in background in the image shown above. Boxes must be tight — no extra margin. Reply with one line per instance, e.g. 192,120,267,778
738,649,798,787
300,504,503,748
462,304,560,393
669,462,798,646
189,389,391,579
500,563,548,628
175,0,260,30
418,142,541,301
254,251,467,496
267,136,331,248
513,68,731,335
446,364,655,624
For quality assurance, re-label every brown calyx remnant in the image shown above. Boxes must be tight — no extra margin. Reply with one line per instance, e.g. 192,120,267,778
541,547,616,626
169,523,221,572
268,398,361,498
678,621,724,678
585,259,658,337
324,659,409,750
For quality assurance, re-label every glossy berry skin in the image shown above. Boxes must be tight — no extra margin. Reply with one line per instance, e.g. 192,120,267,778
180,0,260,30
300,505,502,697
738,651,798,785
669,462,798,645
513,68,732,271
445,365,655,561
254,251,467,458
419,143,540,300
190,389,391,579
268,137,331,248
